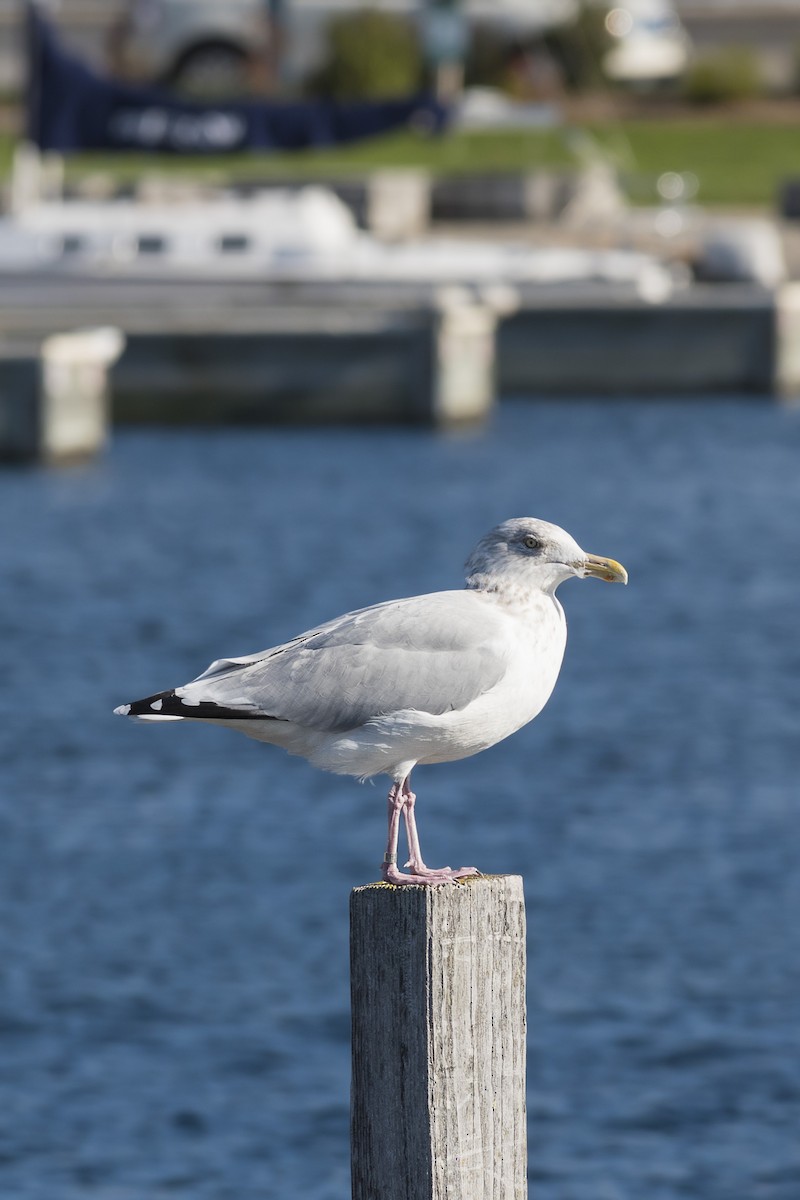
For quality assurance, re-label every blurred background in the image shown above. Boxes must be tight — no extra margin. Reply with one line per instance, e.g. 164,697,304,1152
2,2,800,1199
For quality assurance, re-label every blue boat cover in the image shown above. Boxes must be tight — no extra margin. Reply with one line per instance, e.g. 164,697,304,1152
25,2,446,154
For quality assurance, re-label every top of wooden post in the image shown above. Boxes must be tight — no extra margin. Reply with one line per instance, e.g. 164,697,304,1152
352,872,522,896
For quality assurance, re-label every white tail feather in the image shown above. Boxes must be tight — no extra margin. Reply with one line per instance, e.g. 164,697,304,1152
132,713,184,722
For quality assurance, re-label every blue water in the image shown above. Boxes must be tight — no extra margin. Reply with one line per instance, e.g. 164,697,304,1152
2,399,800,1199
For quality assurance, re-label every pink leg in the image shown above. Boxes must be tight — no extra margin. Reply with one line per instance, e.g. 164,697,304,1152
380,777,480,887
402,783,428,871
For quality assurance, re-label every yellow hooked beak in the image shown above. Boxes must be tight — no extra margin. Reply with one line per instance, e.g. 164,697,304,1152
581,554,628,584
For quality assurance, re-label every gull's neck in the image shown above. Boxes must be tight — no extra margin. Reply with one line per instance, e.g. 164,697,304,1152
465,571,562,608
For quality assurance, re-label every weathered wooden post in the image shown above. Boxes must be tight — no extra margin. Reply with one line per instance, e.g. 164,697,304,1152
350,875,527,1200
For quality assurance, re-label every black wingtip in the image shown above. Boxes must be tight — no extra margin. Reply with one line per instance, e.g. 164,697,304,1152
114,689,272,721
114,689,183,717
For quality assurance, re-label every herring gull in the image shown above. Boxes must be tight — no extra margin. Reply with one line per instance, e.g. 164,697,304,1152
114,518,627,885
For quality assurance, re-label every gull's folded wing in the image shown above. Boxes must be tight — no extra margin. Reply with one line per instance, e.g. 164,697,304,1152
130,591,509,731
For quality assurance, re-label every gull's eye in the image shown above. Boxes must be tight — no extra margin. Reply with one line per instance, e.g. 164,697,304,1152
523,534,541,551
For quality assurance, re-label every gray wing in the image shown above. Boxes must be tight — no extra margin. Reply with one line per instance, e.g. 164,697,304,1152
177,590,509,731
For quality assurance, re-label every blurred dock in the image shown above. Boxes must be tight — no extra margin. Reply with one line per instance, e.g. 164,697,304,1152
0,270,791,443
0,274,498,432
1,160,799,457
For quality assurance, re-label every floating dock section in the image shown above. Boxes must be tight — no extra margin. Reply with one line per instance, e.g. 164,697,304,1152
500,284,777,396
112,300,496,428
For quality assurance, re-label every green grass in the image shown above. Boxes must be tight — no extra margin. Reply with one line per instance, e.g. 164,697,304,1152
6,119,800,206
611,121,800,207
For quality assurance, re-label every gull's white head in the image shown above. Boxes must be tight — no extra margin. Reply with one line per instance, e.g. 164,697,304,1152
465,517,628,597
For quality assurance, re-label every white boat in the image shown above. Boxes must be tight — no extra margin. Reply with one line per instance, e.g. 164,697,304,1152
0,186,678,302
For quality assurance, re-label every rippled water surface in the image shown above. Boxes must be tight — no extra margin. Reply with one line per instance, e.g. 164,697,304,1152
3,399,800,1199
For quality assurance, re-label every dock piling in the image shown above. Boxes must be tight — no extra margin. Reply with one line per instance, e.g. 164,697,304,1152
350,875,527,1200
0,326,123,463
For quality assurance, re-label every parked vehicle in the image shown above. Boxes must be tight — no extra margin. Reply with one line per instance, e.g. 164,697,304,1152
108,0,690,96
108,0,272,96
109,0,582,95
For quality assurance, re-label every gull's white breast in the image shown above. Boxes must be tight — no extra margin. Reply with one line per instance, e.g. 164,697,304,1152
411,590,567,764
